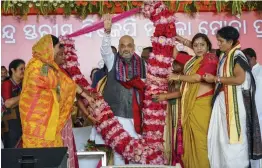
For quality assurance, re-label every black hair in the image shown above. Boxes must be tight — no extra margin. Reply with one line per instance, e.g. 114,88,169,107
51,35,59,47
8,59,25,77
217,26,239,46
1,66,7,70
102,64,108,73
242,48,256,59
210,49,222,58
191,33,212,51
111,46,117,52
178,51,189,55
143,47,153,52
90,68,100,80
216,49,222,58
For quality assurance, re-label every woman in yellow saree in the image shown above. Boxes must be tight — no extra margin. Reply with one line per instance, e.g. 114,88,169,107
167,33,218,168
19,34,94,148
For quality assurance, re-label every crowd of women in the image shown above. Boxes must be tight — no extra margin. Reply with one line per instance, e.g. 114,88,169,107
1,23,262,168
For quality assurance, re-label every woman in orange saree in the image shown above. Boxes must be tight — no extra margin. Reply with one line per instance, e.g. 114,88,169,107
19,34,94,149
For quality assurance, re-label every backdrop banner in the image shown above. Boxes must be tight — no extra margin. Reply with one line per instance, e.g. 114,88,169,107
2,12,262,79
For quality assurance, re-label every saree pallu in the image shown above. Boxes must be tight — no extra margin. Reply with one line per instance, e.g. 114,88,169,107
19,35,76,148
20,64,76,148
20,58,62,148
180,56,212,168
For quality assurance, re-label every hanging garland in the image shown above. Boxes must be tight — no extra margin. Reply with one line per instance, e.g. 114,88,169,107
2,0,262,19
59,1,177,164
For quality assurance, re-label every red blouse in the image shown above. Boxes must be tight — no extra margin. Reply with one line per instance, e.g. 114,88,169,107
176,52,218,76
1,79,22,101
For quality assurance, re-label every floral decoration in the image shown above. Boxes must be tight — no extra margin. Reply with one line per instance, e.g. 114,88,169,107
2,1,262,20
58,1,178,164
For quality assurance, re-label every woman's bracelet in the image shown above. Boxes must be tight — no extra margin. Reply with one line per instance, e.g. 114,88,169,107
178,74,181,81
164,94,168,100
173,74,181,81
215,76,221,84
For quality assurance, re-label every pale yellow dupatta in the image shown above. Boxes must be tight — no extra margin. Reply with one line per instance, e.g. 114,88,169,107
220,43,243,144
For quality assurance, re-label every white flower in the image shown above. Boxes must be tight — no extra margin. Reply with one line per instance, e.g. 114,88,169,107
144,5,150,11
60,4,64,7
17,3,22,6
13,0,17,4
29,3,33,8
49,0,54,2
44,3,48,6
70,4,74,7
36,3,40,7
53,3,57,7
158,36,166,45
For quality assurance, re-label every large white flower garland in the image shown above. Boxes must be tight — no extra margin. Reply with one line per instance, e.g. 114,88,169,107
60,1,176,164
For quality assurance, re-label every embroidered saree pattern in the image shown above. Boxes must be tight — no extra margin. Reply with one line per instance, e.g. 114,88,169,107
19,35,76,147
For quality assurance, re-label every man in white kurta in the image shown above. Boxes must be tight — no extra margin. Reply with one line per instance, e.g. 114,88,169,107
91,14,146,166
243,48,262,168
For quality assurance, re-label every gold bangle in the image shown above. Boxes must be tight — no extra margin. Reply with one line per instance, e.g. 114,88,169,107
173,75,181,81
177,75,181,81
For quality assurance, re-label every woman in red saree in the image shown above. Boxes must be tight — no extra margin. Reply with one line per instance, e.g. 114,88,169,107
2,59,25,148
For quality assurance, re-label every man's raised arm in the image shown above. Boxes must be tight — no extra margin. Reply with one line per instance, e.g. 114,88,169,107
100,14,114,72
